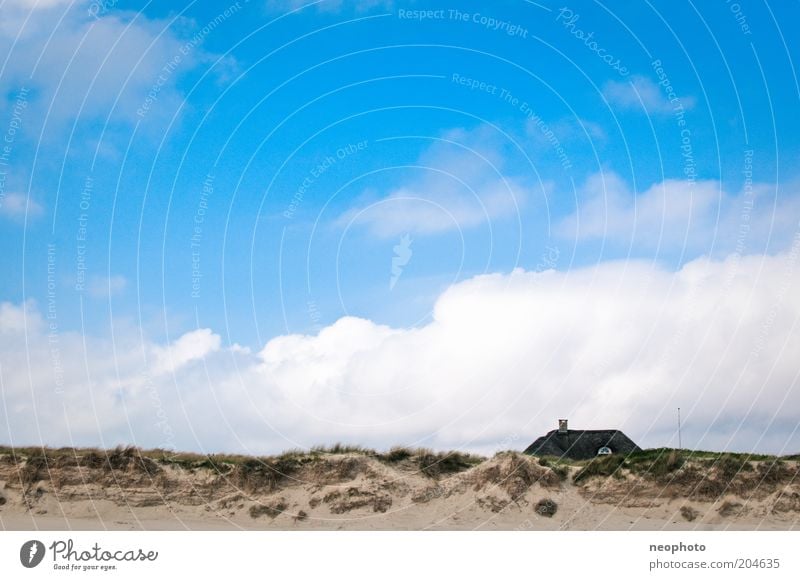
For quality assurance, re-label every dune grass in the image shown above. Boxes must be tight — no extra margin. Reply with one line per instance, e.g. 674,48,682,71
0,443,794,484
496,446,794,486
0,443,485,479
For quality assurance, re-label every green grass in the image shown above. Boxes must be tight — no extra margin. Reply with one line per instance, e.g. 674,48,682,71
536,456,570,481
572,454,626,484
710,454,755,477
625,449,685,477
528,448,793,484
538,448,799,487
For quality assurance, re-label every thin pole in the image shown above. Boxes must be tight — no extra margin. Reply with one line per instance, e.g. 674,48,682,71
677,407,682,449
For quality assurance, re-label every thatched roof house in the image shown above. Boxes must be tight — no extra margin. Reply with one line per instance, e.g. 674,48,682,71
524,420,640,460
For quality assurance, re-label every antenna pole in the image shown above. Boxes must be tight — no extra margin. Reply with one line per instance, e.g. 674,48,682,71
677,407,682,449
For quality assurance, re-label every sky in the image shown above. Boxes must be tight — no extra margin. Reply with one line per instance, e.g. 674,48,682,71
1,0,799,456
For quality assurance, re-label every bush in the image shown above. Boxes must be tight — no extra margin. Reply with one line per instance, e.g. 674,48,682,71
715,454,753,478
551,465,569,481
536,498,558,517
20,453,49,484
757,460,794,485
680,505,699,521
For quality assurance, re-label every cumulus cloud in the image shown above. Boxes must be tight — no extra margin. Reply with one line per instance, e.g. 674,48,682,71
0,0,233,131
0,304,232,450
151,328,222,375
3,247,800,456
339,126,527,238
557,171,800,256
0,192,44,220
2,0,72,9
603,75,695,115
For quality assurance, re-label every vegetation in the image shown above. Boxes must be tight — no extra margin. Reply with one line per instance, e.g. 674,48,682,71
414,449,483,478
625,449,685,476
537,457,570,481
572,454,626,484
712,454,754,477
382,446,414,462
471,453,561,500
249,499,288,519
680,505,699,521
310,443,374,456
536,498,558,517
544,447,800,488
1,444,796,491
717,501,743,517
13,445,162,485
1,445,797,518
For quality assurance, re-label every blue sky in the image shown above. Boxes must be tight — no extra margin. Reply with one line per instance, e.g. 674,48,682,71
1,0,800,455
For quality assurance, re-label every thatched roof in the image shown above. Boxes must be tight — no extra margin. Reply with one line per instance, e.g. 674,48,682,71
523,429,640,460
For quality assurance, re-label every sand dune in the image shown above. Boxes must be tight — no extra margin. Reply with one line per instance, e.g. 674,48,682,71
1,446,798,530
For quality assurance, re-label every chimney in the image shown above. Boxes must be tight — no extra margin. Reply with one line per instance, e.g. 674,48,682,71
558,419,568,434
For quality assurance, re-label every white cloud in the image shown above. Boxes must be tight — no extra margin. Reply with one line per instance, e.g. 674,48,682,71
0,309,230,449
3,0,75,11
557,172,800,255
151,328,222,375
339,126,527,238
2,0,72,9
265,0,393,14
0,192,44,219
87,274,127,298
0,1,233,131
603,75,695,115
3,247,800,455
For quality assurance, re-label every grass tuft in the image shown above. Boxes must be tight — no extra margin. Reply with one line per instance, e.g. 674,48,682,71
414,449,483,478
680,505,699,521
249,499,288,519
382,446,414,462
573,454,626,484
